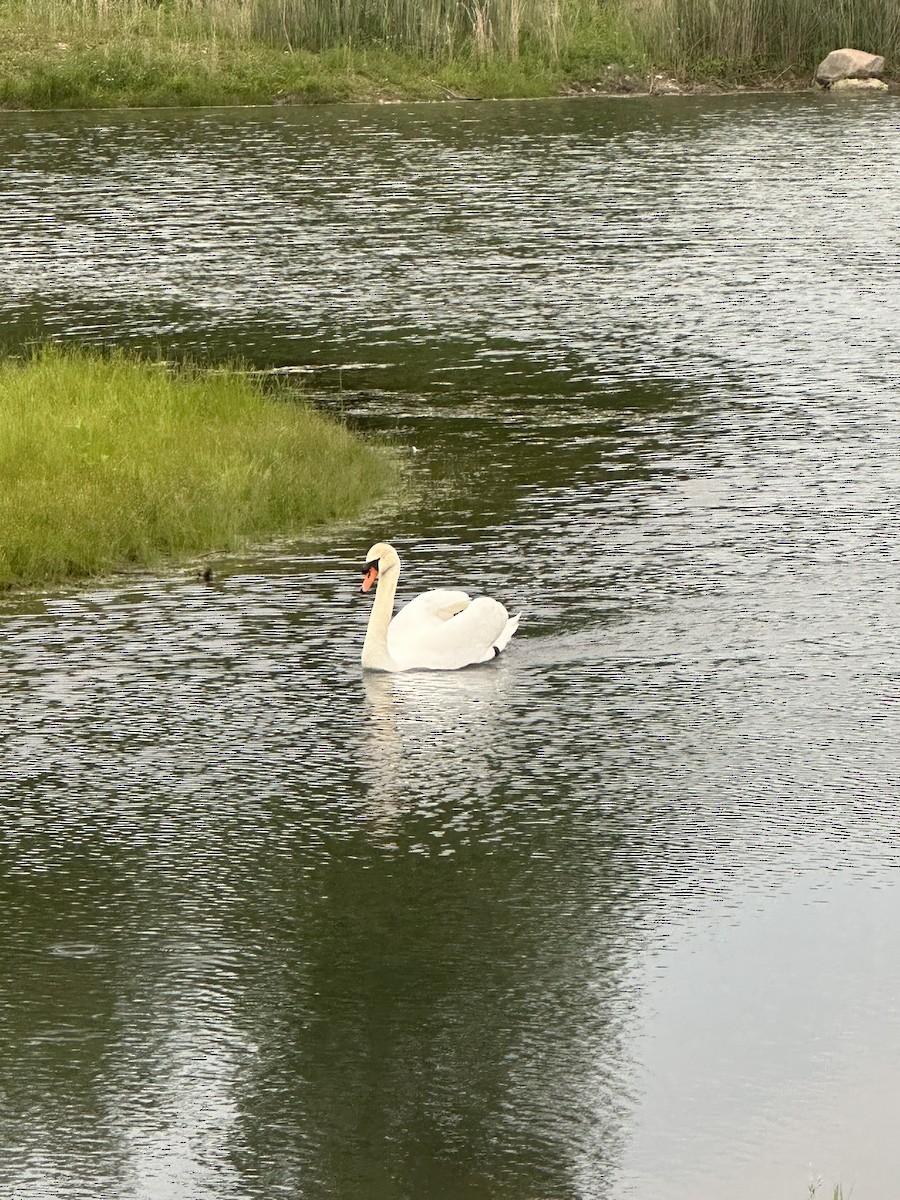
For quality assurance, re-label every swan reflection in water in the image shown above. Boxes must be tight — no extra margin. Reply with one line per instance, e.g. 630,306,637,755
360,663,517,825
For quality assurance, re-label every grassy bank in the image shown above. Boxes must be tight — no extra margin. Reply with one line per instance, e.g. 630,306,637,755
0,348,396,589
630,0,900,82
0,0,634,107
0,0,894,108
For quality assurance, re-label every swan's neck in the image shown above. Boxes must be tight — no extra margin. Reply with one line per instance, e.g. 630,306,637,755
361,563,400,671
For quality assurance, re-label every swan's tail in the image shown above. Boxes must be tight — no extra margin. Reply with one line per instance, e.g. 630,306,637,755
493,612,521,655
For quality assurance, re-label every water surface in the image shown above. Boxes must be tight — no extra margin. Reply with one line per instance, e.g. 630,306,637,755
1,92,900,1199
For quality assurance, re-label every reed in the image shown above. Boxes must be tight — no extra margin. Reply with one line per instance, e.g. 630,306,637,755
0,347,397,589
9,0,571,59
9,0,893,105
250,0,566,59
627,0,900,75
0,0,644,105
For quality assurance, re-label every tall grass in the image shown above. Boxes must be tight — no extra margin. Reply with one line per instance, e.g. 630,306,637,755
250,0,567,59
0,0,644,106
5,0,894,101
0,347,397,589
627,0,900,75
0,0,610,107
9,0,570,60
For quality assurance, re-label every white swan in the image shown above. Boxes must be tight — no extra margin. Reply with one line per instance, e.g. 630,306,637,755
360,542,520,672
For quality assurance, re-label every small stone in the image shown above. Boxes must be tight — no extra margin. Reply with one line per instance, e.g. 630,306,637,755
830,77,889,91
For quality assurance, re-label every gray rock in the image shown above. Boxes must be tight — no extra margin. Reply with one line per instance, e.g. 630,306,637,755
816,48,886,86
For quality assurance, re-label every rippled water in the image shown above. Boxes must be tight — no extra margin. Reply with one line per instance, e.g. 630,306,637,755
2,93,900,1200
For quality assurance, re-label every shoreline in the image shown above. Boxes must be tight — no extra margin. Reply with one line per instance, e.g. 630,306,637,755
0,1,895,112
2,76,896,114
3,76,893,115
1,42,895,112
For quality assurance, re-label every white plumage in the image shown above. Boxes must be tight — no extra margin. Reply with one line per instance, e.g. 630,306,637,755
360,542,520,672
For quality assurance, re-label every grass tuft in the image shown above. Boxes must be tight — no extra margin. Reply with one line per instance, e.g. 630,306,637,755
0,347,397,589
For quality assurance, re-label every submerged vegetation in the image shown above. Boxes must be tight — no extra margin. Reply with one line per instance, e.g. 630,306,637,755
0,348,396,589
0,0,894,107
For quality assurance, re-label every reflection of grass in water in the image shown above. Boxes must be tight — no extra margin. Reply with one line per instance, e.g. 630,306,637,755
0,346,397,589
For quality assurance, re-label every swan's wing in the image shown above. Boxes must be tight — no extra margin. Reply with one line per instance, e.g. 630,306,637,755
396,588,473,625
387,589,470,653
388,589,514,670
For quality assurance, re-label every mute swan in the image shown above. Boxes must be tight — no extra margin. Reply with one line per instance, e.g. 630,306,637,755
360,542,520,672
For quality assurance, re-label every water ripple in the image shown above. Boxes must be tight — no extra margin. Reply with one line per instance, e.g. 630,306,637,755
2,94,900,1200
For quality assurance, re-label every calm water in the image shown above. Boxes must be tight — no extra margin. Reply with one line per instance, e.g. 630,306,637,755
1,92,900,1200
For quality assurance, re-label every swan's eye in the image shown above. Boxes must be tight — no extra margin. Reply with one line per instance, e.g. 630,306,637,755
362,558,379,574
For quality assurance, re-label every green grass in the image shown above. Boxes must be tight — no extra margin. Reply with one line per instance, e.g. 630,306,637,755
0,0,894,109
0,0,648,107
808,1179,849,1200
0,347,398,589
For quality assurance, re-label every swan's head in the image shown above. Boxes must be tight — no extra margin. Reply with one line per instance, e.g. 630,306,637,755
360,542,400,593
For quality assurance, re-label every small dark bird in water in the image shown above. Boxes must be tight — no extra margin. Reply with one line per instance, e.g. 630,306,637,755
199,566,214,583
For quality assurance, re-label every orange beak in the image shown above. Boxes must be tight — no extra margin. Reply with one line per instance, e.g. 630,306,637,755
361,565,378,593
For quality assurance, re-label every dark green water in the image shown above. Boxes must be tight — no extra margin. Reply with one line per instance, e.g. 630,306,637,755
1,93,900,1199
